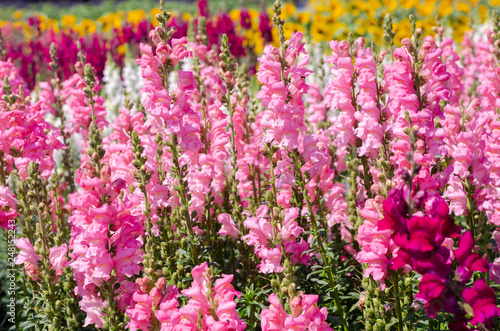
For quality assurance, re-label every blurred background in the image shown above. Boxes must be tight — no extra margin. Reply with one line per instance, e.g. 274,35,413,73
0,0,495,91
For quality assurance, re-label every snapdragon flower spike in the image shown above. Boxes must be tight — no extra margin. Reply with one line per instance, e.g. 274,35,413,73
242,205,309,273
0,185,17,229
356,196,391,282
14,238,40,281
440,37,463,107
476,33,500,227
189,40,230,204
380,189,499,328
353,39,383,159
69,88,144,327
380,189,461,275
487,118,500,226
70,170,144,327
462,278,500,328
256,31,310,150
136,35,193,135
0,64,64,180
152,262,246,330
442,98,491,221
60,71,108,136
327,40,356,150
261,293,332,331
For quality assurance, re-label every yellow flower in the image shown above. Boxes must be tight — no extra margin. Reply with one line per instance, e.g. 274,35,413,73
419,17,436,36
248,9,259,30
80,19,96,35
98,13,122,32
271,27,280,47
246,29,264,54
368,0,382,10
117,44,127,55
385,0,398,12
13,10,23,20
297,12,311,24
282,3,296,19
230,9,241,23
401,0,419,10
479,5,488,23
151,8,161,26
326,1,344,19
48,19,59,33
452,15,470,42
393,18,411,43
283,22,305,40
61,14,77,28
418,0,435,17
36,15,46,32
356,24,366,35
127,9,146,26
352,0,368,11
437,0,453,17
489,0,500,6
456,2,470,13
365,17,383,42
182,13,192,22
22,22,32,40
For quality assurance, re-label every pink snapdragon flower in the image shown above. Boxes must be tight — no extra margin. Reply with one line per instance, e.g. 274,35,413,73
327,40,356,148
243,205,309,273
49,244,70,278
0,185,18,229
155,263,246,330
354,41,383,158
218,213,240,239
462,278,500,328
14,238,40,267
357,196,391,281
256,32,310,150
261,293,332,331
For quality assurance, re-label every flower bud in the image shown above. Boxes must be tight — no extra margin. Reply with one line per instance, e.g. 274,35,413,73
75,61,83,76
224,71,235,87
155,277,166,290
156,42,170,64
150,287,162,307
101,164,111,184
149,29,161,45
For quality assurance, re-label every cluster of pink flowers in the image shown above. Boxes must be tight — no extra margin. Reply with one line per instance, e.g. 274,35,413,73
260,293,332,331
0,61,64,180
3,5,500,331
353,40,383,158
257,31,310,150
242,206,309,273
126,262,246,330
0,185,18,229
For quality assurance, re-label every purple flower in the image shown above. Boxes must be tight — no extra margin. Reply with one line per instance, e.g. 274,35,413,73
462,279,500,327
454,231,489,283
378,188,408,231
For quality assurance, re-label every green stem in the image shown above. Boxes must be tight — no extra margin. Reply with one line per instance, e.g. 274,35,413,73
0,153,6,186
170,135,199,265
393,272,404,331
34,186,49,259
291,150,348,331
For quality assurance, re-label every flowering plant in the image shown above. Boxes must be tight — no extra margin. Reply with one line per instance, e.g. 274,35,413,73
1,1,500,331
